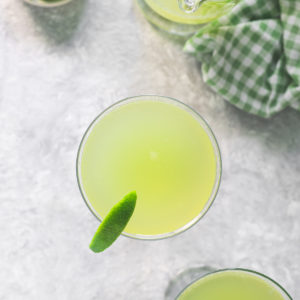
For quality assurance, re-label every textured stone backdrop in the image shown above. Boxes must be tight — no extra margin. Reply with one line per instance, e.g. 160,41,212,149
0,0,299,299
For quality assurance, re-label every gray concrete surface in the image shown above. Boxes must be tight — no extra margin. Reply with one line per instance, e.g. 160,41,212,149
0,0,299,299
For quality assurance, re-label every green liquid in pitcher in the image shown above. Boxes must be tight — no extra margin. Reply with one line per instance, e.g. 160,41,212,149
145,0,238,24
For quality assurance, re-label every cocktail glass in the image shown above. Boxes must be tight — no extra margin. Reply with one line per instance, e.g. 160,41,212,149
24,0,72,8
77,95,221,240
135,0,239,37
165,267,292,300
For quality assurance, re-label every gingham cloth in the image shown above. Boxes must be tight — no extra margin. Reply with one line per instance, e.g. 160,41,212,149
185,0,300,118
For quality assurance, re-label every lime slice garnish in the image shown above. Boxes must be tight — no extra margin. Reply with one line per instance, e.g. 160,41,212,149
89,191,137,253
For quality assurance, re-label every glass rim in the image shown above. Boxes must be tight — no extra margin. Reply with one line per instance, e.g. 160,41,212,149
76,95,222,240
24,0,72,8
176,268,293,300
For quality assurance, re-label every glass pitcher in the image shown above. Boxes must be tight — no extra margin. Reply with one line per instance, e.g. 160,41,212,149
136,0,239,37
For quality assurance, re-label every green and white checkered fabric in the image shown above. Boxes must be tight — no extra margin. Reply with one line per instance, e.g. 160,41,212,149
185,0,300,118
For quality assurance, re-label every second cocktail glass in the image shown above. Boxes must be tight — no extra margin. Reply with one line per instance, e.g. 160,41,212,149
166,268,292,300
77,95,221,240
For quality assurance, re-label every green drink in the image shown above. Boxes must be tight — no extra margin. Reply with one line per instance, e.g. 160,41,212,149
136,0,239,36
145,0,238,24
177,269,292,300
77,96,221,239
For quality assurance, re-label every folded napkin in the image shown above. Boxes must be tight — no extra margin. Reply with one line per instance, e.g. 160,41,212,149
184,0,300,118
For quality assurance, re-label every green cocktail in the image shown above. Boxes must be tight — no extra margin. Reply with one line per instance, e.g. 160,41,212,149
177,269,292,300
77,96,221,239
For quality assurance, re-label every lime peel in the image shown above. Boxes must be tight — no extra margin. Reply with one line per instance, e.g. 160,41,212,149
89,191,137,253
